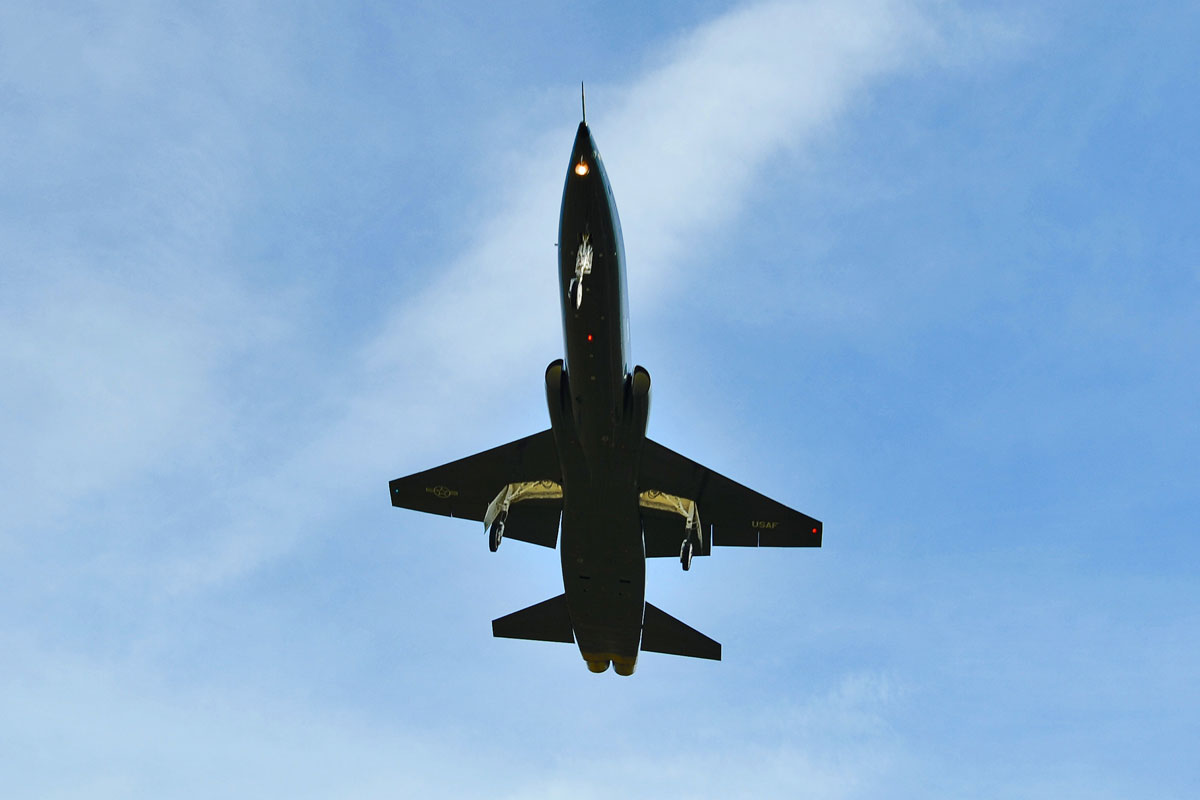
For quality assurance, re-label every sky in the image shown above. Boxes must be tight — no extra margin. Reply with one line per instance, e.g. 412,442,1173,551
1,1,1197,797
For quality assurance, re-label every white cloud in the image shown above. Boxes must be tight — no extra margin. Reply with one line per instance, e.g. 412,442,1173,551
608,0,936,290
0,634,904,799
0,0,975,591
0,274,233,530
0,4,293,541
139,0,970,588
5,5,1194,798
0,0,991,590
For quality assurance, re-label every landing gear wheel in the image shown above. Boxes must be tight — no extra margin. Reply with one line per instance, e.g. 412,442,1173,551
568,278,579,308
489,519,504,552
680,540,693,571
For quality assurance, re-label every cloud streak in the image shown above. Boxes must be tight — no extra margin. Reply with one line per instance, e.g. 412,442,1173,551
168,0,960,585
1,632,904,799
0,3,996,796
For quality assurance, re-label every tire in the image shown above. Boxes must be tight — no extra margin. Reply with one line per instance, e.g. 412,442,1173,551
489,519,504,552
680,540,693,571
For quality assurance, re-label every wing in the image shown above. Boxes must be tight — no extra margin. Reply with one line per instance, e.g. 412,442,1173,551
639,438,822,548
389,429,560,523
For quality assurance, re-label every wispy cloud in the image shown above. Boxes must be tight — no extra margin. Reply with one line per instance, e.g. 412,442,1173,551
608,0,936,287
5,4,1197,798
158,0,966,586
0,5,280,538
1,632,904,798
0,3,982,792
0,0,990,594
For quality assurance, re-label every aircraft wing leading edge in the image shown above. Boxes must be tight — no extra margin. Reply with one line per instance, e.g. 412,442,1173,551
639,438,823,548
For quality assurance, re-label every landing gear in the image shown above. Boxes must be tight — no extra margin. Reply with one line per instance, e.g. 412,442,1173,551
489,512,506,552
572,233,592,310
680,539,694,571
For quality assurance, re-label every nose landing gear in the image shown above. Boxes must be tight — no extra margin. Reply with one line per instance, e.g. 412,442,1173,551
571,233,592,309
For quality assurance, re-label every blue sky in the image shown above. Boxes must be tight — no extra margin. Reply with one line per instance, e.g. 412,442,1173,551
2,1,1197,797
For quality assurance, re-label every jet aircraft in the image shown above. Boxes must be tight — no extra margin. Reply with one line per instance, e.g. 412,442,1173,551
389,99,822,676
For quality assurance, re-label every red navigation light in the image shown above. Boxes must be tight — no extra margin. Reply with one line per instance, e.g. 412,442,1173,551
586,333,593,341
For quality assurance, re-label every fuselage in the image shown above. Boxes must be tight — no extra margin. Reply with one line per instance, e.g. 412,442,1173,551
389,116,819,673
550,122,647,675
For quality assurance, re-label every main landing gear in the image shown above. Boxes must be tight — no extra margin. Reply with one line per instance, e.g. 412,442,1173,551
488,511,507,552
680,539,694,571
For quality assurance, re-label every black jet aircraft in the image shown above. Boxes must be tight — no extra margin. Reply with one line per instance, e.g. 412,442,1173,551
390,102,822,676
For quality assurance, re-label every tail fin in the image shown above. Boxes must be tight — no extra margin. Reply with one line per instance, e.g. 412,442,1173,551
492,594,574,644
641,603,721,661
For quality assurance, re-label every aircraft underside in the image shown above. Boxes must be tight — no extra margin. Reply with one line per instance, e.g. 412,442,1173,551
388,111,821,675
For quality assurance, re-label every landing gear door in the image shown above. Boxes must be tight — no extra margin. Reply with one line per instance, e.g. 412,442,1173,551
484,481,564,549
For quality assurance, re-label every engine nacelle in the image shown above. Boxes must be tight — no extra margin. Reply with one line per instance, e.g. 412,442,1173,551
624,364,652,439
545,358,572,434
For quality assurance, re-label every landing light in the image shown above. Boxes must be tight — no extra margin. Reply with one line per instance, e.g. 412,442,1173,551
575,159,589,176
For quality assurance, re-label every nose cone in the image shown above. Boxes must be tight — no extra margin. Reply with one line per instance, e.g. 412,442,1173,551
572,121,593,157
569,121,597,177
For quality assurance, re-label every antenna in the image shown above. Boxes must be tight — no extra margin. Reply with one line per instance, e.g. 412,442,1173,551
581,82,586,123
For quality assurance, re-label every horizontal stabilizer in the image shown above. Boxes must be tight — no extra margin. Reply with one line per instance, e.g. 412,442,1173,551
492,594,575,644
641,603,721,661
